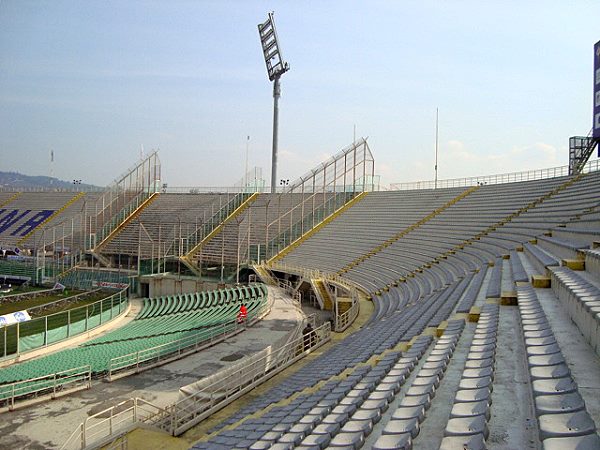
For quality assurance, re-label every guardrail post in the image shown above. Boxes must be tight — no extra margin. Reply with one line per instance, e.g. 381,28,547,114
171,405,177,435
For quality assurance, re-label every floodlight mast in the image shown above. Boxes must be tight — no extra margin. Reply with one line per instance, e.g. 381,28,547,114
258,12,290,193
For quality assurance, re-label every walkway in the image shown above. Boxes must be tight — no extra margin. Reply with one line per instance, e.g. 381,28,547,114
0,286,304,449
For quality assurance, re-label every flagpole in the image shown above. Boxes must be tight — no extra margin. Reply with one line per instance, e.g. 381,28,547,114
244,136,250,190
50,149,54,185
435,108,439,189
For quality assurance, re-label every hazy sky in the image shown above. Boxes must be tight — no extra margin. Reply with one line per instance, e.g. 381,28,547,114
1,1,599,188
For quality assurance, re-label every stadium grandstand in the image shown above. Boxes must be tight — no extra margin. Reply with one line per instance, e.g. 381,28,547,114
1,14,600,444
0,124,599,450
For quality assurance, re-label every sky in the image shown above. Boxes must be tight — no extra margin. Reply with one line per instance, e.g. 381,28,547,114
0,1,599,188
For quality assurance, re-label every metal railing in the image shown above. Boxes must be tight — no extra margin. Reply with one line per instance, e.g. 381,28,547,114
180,192,252,256
335,299,360,332
269,261,364,295
1,288,129,359
163,321,331,436
258,192,355,261
93,191,155,247
0,186,104,193
0,286,60,302
26,289,103,316
0,365,91,411
268,262,361,331
106,302,270,381
389,158,600,191
61,398,167,450
61,321,330,450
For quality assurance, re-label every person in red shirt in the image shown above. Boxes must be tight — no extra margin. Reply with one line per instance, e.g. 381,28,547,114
237,303,248,324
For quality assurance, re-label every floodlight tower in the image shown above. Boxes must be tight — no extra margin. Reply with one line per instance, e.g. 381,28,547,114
258,12,290,193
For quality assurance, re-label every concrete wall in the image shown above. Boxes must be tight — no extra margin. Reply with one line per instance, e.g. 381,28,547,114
140,274,223,297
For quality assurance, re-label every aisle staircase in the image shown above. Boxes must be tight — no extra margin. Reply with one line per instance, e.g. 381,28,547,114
90,192,160,266
311,278,334,311
180,192,259,273
17,192,86,246
465,172,586,246
0,192,21,209
253,264,278,285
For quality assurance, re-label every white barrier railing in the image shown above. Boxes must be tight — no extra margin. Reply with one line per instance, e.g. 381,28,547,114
268,261,362,294
335,299,360,332
61,322,331,449
268,262,361,331
1,287,129,359
0,365,91,411
164,321,331,436
60,398,167,450
388,158,600,191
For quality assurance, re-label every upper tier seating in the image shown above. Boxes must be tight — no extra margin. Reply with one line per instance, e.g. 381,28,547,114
279,172,600,295
102,193,227,256
194,171,600,449
0,191,102,249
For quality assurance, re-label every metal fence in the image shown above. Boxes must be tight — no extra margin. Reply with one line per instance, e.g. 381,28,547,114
0,365,91,411
335,299,360,332
0,288,129,358
389,158,600,191
61,321,331,450
268,261,362,331
166,321,331,436
61,398,166,450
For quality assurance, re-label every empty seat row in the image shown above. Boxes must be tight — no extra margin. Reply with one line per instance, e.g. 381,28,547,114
536,235,589,262
510,249,529,283
523,242,560,276
439,303,498,450
456,267,487,313
372,320,465,450
516,284,599,448
549,266,600,356
484,258,503,299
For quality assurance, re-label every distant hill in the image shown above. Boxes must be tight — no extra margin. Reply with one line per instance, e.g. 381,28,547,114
0,171,101,191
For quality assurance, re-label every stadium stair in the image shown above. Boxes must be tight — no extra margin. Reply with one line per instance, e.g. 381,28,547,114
267,191,368,264
90,192,160,266
516,283,600,447
16,191,86,246
181,192,259,274
311,278,334,311
399,172,594,296
0,192,21,209
253,263,278,285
